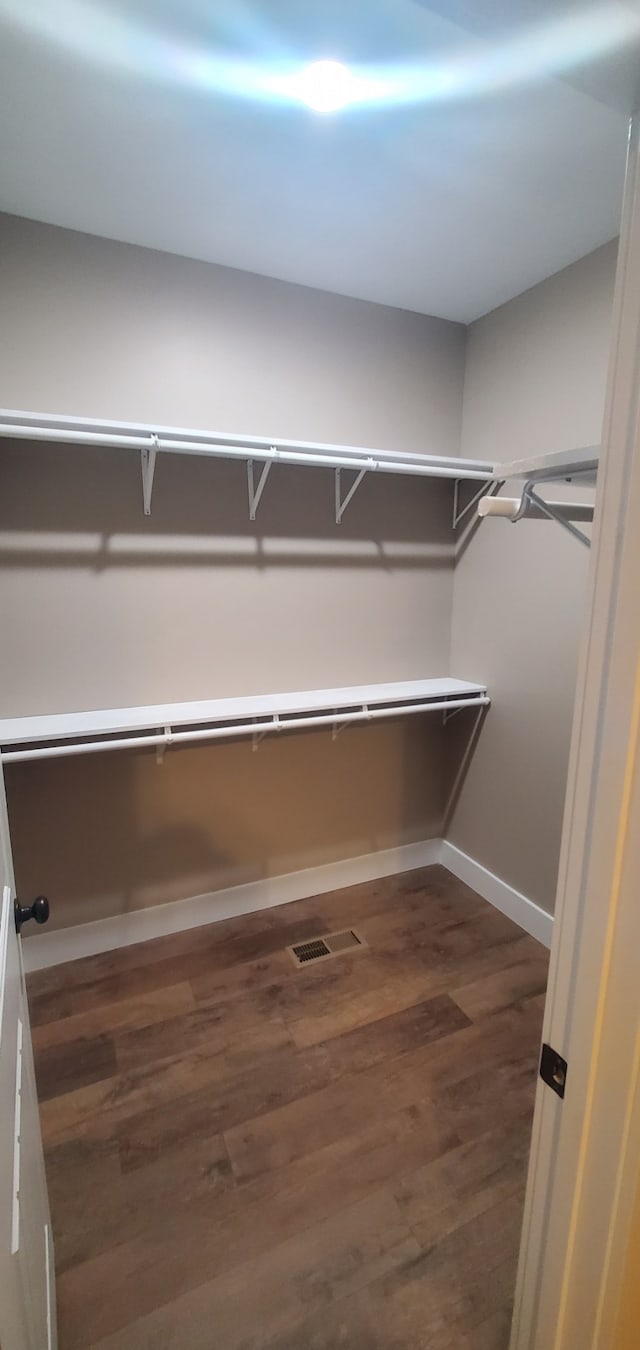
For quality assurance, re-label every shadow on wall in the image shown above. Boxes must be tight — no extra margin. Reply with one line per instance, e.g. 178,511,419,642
442,705,490,837
0,438,457,717
0,439,454,570
7,717,447,933
1,439,473,932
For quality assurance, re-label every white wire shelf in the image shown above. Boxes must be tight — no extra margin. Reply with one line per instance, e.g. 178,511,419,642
493,445,600,486
0,408,493,524
0,679,490,762
480,445,600,547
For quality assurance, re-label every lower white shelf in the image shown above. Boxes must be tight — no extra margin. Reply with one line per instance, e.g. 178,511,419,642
0,678,489,763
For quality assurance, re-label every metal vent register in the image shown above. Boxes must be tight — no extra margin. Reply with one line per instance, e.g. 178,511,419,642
288,929,366,968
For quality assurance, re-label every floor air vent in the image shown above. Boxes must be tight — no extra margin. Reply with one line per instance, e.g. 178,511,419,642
288,929,366,969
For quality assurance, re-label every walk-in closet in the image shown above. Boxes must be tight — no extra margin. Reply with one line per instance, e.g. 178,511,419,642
1,5,639,1349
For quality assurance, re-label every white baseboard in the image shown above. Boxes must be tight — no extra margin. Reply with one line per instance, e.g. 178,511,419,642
23,836,553,971
440,841,553,949
22,838,442,971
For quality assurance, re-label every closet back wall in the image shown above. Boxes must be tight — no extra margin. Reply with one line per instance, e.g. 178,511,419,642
0,213,465,930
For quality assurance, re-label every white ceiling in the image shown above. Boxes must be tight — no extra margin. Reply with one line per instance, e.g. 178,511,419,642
0,0,638,322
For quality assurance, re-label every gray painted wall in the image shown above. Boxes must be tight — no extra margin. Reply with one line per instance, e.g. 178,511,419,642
449,241,617,911
0,214,463,929
0,214,619,926
0,213,464,454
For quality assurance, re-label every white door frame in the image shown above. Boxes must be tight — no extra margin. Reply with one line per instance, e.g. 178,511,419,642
512,110,640,1349
0,768,56,1348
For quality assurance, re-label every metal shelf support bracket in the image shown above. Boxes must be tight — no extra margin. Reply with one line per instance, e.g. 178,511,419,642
335,467,368,525
453,477,494,529
141,435,158,516
443,704,467,724
252,721,268,751
331,710,349,741
156,724,173,765
521,483,591,547
247,456,273,521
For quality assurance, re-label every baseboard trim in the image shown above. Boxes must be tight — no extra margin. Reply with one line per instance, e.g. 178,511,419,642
22,838,442,971
440,841,553,948
23,836,553,970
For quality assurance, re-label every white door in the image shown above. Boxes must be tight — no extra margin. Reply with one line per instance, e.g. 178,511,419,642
0,770,56,1350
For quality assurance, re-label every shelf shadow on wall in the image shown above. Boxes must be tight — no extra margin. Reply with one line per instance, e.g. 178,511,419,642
1,439,464,935
0,440,455,570
6,748,246,936
442,705,489,837
7,716,449,938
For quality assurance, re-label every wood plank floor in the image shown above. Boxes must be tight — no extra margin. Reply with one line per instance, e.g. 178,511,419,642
27,865,549,1350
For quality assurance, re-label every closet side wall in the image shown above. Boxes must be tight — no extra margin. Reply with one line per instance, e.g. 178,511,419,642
0,214,465,931
448,241,617,913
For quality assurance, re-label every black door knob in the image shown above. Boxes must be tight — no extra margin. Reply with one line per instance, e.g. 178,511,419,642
14,895,50,934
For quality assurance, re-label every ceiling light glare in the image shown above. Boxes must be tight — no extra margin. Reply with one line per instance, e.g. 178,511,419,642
295,60,359,113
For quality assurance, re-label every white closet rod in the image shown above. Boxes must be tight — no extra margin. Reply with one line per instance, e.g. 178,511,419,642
0,419,492,482
479,497,594,522
1,695,490,763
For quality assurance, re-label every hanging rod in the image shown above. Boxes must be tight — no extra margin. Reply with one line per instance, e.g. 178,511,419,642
479,486,594,546
479,495,594,523
1,694,490,763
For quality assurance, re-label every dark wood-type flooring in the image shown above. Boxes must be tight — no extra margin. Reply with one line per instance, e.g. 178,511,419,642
27,865,548,1350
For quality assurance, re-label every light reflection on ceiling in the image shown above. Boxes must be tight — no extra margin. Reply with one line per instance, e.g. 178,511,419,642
0,0,638,113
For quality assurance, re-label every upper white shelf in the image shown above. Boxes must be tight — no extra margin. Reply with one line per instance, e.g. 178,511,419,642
493,445,600,486
0,407,494,523
0,408,492,483
0,678,489,762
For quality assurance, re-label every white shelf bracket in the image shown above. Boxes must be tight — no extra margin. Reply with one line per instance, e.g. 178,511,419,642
331,709,349,741
335,466,368,525
252,718,269,752
453,477,494,529
156,724,173,765
141,435,158,516
443,696,488,725
522,483,591,547
247,456,273,521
